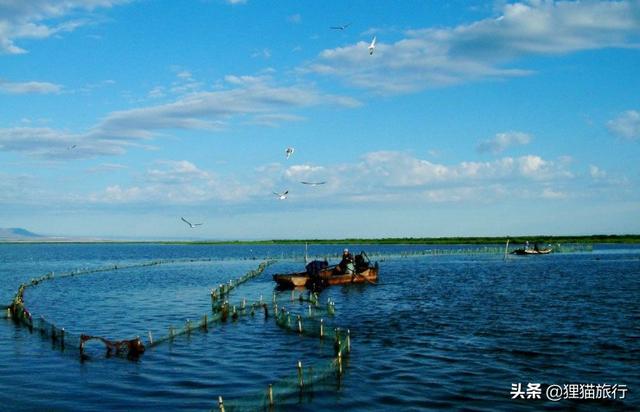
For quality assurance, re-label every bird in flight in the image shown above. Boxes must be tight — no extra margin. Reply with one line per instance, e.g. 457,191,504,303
67,144,77,150
330,23,351,30
181,217,203,228
300,181,326,186
273,190,289,200
368,36,377,55
285,147,294,159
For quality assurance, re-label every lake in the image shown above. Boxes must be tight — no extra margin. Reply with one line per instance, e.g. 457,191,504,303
1,243,639,411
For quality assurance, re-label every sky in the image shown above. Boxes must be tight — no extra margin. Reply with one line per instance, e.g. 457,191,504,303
1,0,639,240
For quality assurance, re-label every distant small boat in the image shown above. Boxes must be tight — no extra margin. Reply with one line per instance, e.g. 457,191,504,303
273,252,378,289
510,248,552,255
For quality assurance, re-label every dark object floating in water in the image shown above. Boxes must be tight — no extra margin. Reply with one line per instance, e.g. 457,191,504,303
510,241,552,255
511,247,552,255
273,251,379,289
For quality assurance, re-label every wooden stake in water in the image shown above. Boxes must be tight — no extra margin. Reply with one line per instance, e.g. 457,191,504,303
218,395,225,412
308,304,312,316
203,314,208,331
268,384,274,405
297,360,304,388
297,315,302,334
320,318,324,338
346,329,351,353
61,328,65,350
337,351,343,376
148,330,153,345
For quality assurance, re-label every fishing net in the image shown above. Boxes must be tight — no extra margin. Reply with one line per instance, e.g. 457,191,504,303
6,256,355,410
219,291,351,411
266,243,593,263
7,259,273,360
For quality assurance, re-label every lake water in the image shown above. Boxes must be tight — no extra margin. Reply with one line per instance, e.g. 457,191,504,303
1,243,639,411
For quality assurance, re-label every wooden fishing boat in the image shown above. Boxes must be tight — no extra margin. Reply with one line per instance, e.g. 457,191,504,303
273,252,379,289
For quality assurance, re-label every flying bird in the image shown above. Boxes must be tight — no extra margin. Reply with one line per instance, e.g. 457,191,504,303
67,144,77,150
368,36,377,55
285,147,294,159
181,217,203,228
273,190,289,200
300,181,326,186
330,23,351,30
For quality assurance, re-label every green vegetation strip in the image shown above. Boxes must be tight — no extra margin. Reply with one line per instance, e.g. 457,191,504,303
3,234,639,245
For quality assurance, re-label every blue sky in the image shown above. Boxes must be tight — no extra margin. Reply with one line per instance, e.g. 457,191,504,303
1,0,639,239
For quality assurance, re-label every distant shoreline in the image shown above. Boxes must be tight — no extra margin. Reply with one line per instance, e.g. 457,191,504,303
2,235,639,245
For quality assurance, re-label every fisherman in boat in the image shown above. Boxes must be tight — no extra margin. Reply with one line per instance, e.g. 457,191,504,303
335,248,355,275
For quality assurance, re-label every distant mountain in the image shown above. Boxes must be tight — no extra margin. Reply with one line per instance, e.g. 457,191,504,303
0,227,44,240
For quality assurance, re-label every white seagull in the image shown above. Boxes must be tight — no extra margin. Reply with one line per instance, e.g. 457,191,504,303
181,217,203,228
300,181,326,186
368,36,377,55
273,190,289,200
285,147,294,159
330,23,351,30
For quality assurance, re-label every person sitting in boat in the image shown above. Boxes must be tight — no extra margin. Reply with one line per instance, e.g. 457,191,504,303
336,248,355,275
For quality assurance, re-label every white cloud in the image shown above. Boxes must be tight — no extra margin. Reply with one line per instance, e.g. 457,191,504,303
176,70,192,79
91,160,260,204
0,0,130,54
589,165,607,179
0,80,62,94
607,110,640,140
148,86,165,99
225,0,247,4
276,151,574,205
541,187,566,199
8,150,619,209
86,163,128,173
251,113,305,127
0,75,360,159
251,48,271,59
288,14,301,24
305,1,640,93
0,172,39,204
0,127,126,158
476,131,531,153
146,160,210,184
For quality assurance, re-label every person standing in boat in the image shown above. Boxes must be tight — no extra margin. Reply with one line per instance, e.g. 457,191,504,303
336,248,355,275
